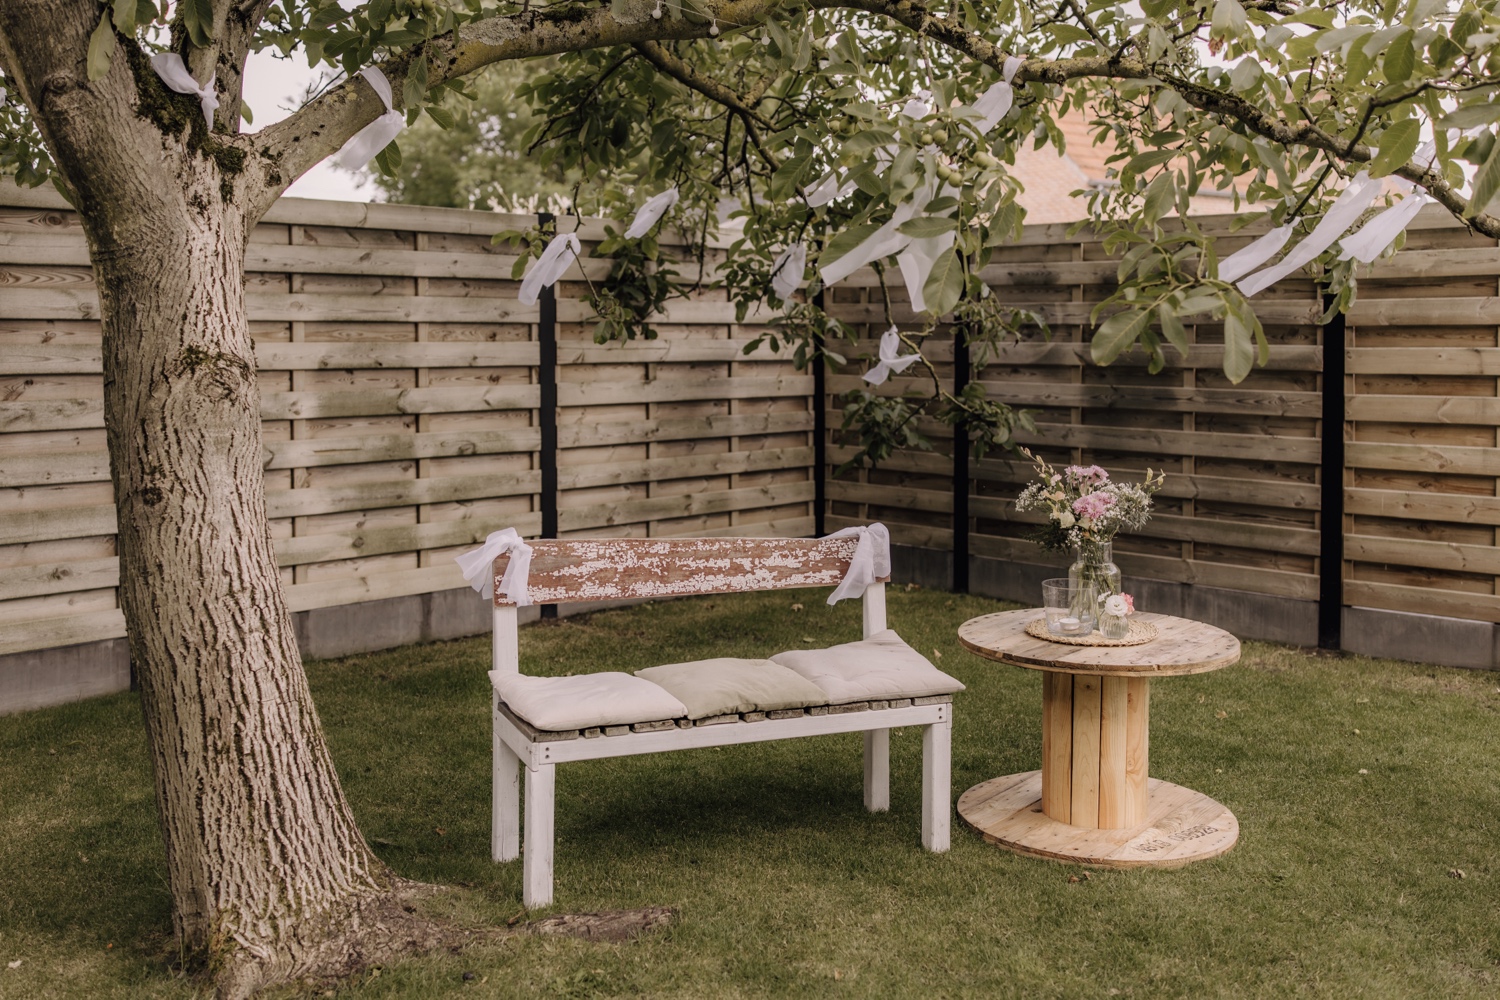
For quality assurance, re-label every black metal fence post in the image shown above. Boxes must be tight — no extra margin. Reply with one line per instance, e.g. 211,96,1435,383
1319,292,1346,649
538,212,559,618
813,289,827,538
953,324,971,594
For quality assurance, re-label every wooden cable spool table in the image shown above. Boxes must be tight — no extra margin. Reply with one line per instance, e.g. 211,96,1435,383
957,609,1240,868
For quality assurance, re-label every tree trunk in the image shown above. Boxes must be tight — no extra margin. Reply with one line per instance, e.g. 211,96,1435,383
0,4,448,995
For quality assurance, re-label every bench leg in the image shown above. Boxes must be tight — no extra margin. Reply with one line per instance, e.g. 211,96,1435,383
493,724,521,863
523,763,556,908
921,720,952,852
863,729,890,812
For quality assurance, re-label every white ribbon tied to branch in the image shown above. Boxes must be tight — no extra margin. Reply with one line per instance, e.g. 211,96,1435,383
517,232,581,306
455,527,534,605
335,67,406,171
863,326,922,386
1236,171,1382,297
1217,224,1295,284
1338,192,1432,264
804,172,855,207
968,55,1026,133
624,187,680,239
823,523,892,604
150,53,218,131
770,242,807,300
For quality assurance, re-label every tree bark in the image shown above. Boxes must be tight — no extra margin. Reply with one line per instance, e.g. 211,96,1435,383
0,3,442,995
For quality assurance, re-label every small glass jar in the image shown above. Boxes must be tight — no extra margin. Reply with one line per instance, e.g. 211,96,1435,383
1098,613,1130,639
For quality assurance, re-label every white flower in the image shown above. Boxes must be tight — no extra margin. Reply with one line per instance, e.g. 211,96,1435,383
1055,510,1076,529
1104,594,1130,617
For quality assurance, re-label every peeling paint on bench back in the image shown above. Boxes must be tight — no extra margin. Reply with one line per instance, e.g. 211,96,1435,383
491,536,879,605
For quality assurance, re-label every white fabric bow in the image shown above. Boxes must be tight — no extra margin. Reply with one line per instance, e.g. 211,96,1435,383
770,242,807,300
1339,193,1431,263
1237,172,1382,297
455,528,534,605
0,87,7,109
335,67,406,171
823,523,892,604
518,232,581,305
805,172,854,207
1217,224,1295,284
150,53,218,130
624,187,680,239
969,55,1025,133
863,326,921,386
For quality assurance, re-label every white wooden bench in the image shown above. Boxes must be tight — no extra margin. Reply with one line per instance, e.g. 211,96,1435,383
472,530,961,908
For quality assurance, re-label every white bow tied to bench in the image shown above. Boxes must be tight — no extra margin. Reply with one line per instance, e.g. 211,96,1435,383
822,523,892,604
456,528,534,605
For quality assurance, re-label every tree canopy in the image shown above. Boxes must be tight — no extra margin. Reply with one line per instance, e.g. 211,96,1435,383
6,1,1499,470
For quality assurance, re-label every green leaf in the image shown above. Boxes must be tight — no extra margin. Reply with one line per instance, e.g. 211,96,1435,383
1223,307,1255,383
1045,24,1093,46
111,0,137,34
1465,137,1500,218
87,14,116,82
1211,0,1247,37
1370,119,1420,178
819,223,881,271
425,105,456,130
1157,303,1190,357
897,217,959,239
1140,0,1173,18
1383,30,1415,84
182,0,213,46
1090,308,1153,366
1438,102,1500,131
922,251,964,317
369,0,394,24
1124,149,1177,176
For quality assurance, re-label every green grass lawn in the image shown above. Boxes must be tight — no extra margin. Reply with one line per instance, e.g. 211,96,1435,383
2,588,1497,999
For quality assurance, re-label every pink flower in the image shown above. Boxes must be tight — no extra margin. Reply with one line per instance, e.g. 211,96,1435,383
1072,492,1116,521
1066,464,1110,485
1121,593,1134,614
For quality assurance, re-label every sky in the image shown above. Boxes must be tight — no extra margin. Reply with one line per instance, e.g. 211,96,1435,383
240,48,380,203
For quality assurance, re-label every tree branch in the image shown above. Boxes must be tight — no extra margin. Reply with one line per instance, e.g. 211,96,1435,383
633,40,774,130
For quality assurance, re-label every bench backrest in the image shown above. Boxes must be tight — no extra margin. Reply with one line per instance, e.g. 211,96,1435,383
490,535,876,606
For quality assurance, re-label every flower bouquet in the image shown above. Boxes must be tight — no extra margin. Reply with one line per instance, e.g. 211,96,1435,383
1015,450,1164,623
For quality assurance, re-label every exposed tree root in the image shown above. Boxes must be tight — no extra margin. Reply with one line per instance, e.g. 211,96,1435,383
212,880,675,999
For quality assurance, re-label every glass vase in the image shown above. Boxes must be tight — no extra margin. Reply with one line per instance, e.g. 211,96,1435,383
1098,613,1130,639
1068,540,1121,625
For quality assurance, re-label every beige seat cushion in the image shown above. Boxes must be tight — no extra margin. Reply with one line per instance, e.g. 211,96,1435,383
770,629,965,705
489,671,688,731
635,658,829,720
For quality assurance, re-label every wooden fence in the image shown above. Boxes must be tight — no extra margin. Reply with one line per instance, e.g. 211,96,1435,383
825,206,1500,668
3,182,1498,712
0,183,812,706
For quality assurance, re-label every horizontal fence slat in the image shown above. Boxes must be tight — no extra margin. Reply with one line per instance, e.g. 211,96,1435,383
265,429,542,471
260,385,540,420
1347,347,1500,376
1344,580,1500,624
265,470,541,520
557,481,813,533
558,447,812,491
1345,533,1500,577
557,411,811,448
1345,394,1500,425
1017,423,1322,464
1344,487,1500,527
275,514,543,569
1346,441,1500,478
284,565,468,614
0,609,127,657
555,375,812,408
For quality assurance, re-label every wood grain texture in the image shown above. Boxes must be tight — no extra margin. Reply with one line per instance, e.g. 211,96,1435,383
958,610,1241,677
492,534,877,605
957,771,1238,868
